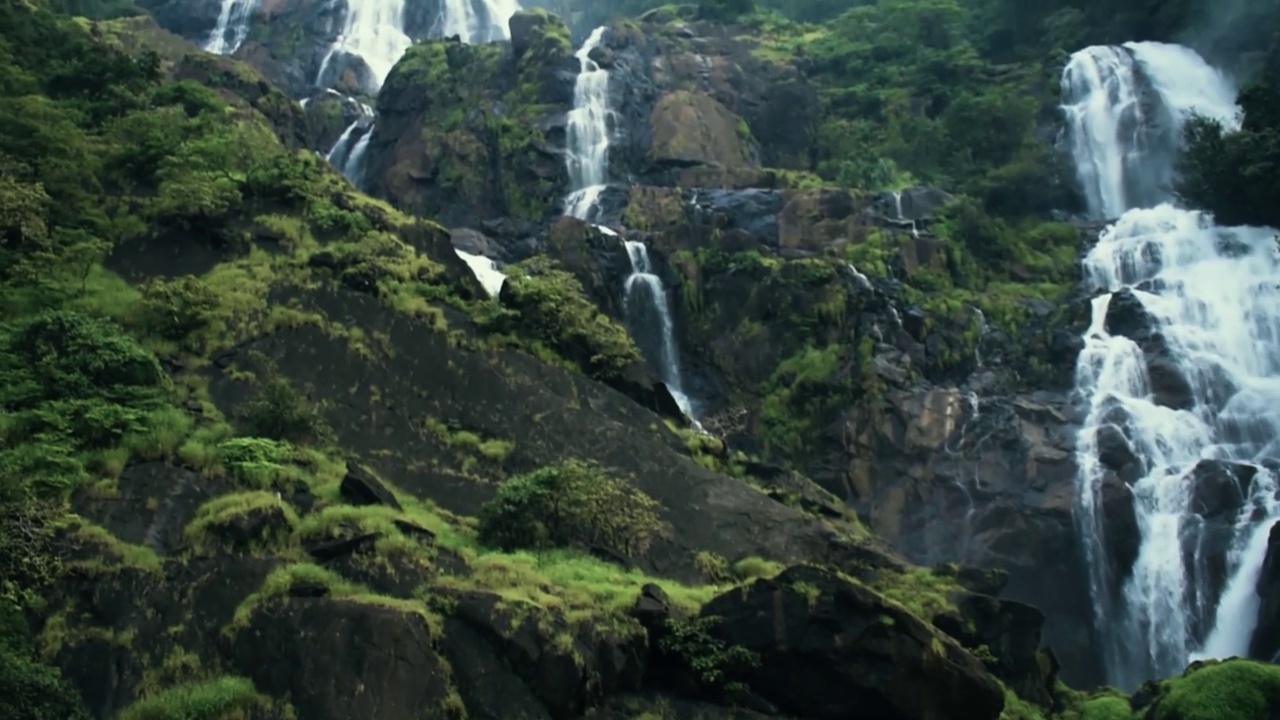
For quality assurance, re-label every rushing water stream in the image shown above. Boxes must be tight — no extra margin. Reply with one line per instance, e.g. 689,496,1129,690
1066,41,1280,689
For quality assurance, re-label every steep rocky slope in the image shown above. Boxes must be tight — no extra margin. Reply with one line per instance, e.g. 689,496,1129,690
0,4,1068,720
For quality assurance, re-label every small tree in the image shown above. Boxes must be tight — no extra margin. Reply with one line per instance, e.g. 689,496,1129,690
478,459,668,558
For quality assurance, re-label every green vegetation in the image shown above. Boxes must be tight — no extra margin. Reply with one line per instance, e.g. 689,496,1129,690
659,615,759,692
117,676,291,720
1151,660,1280,720
478,459,670,557
0,601,89,720
1177,81,1280,228
486,257,643,381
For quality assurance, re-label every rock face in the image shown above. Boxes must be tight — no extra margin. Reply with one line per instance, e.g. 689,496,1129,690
363,19,574,226
701,566,1006,720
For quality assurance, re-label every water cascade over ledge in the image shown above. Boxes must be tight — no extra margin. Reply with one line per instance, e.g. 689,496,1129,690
624,241,697,420
204,0,259,54
437,0,521,44
1065,41,1280,689
563,26,611,221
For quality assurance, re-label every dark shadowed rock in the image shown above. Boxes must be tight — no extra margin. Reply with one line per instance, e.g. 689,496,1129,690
1249,522,1280,659
228,599,457,720
932,593,1056,706
629,583,672,626
340,463,403,510
72,462,234,555
1104,288,1157,341
1189,459,1258,518
305,532,382,562
1096,424,1139,474
440,589,647,719
1099,470,1140,588
701,565,1005,720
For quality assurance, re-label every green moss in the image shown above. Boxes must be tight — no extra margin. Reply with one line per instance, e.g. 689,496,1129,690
485,257,642,381
1077,696,1134,720
869,566,962,619
227,563,440,637
1153,660,1280,720
183,492,300,555
117,676,290,720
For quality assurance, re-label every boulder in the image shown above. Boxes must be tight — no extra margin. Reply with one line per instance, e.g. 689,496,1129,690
439,589,647,719
339,463,403,510
933,593,1057,706
700,565,1005,720
228,598,459,720
647,90,757,170
1250,522,1280,659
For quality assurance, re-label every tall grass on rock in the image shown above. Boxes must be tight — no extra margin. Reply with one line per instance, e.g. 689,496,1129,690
478,459,670,558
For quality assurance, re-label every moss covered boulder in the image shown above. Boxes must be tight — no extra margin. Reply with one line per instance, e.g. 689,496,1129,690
363,13,575,226
698,565,1005,720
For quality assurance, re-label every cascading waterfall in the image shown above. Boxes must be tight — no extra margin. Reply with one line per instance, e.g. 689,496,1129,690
316,0,413,91
454,250,506,297
623,241,696,419
563,26,611,221
325,102,375,185
1061,42,1239,220
437,0,522,44
204,0,258,54
1067,41,1280,689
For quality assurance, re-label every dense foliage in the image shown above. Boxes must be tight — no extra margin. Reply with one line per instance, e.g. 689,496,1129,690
478,459,669,557
1177,81,1280,228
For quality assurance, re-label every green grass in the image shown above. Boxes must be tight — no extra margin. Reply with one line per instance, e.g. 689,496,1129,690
117,676,284,720
184,491,300,555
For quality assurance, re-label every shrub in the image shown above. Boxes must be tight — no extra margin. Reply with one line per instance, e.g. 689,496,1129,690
139,275,218,341
477,459,668,557
659,615,759,691
493,258,642,381
116,676,276,720
236,375,331,446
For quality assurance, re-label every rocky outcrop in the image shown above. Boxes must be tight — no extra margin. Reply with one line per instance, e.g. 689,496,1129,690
363,18,574,226
700,566,1006,720
647,90,759,171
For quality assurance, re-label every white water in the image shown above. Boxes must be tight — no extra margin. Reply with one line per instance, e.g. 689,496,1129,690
437,0,521,44
326,102,374,185
455,250,506,297
1067,41,1280,688
563,26,612,221
317,0,413,91
204,0,258,54
624,241,696,421
1061,42,1239,220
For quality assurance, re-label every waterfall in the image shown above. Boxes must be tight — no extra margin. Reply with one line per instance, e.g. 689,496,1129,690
326,102,375,186
563,26,611,221
1061,42,1239,220
454,250,506,297
204,0,258,54
316,0,414,91
1066,41,1280,689
623,241,696,420
437,0,522,44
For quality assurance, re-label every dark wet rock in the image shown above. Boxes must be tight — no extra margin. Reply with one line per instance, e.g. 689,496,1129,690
701,565,1005,720
1098,470,1140,590
1096,424,1139,474
932,593,1057,706
1189,460,1258,519
305,532,382,562
1104,288,1157,342
340,463,403,510
1250,522,1280,659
